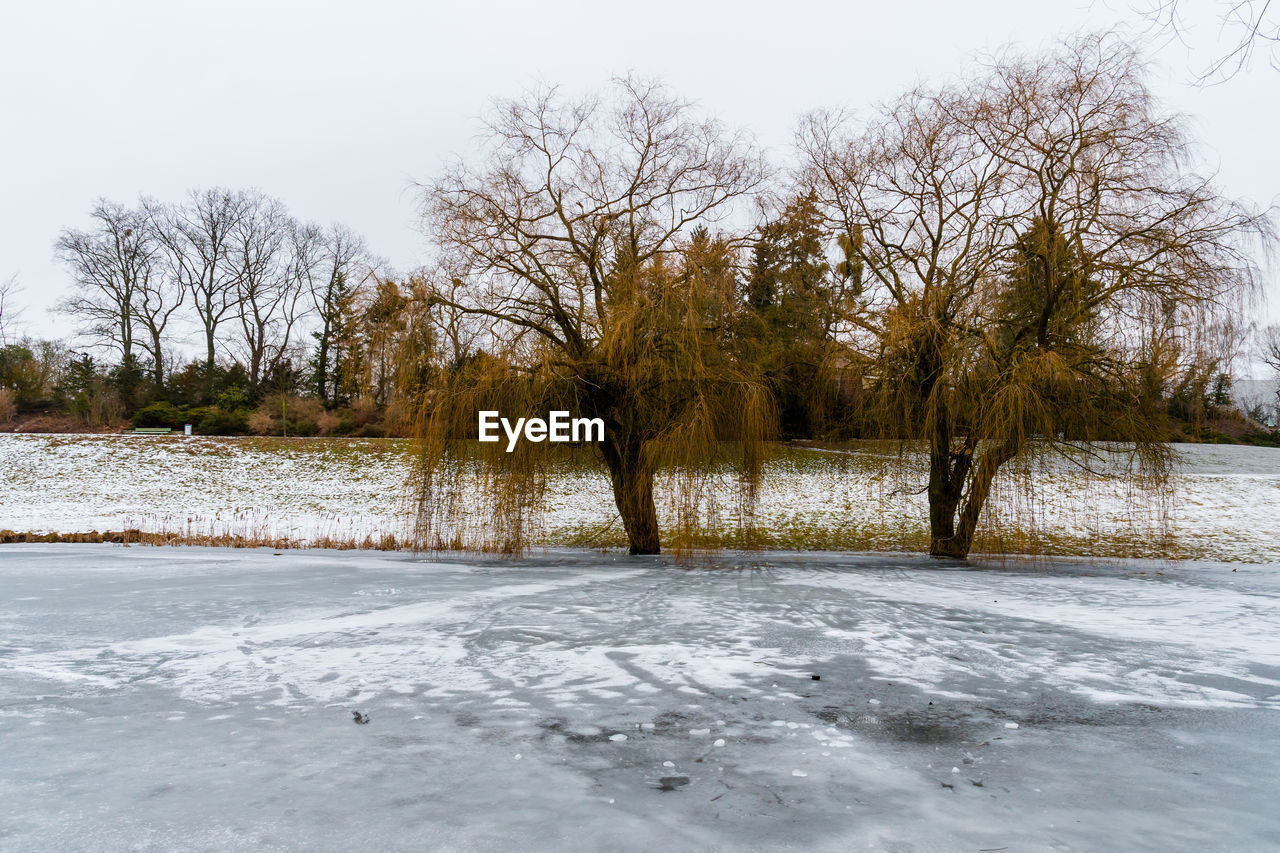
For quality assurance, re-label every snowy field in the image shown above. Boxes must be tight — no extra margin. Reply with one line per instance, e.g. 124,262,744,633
1,434,1278,560
2,546,1279,851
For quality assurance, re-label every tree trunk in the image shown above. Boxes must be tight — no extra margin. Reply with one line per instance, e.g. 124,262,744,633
150,331,164,387
199,324,217,403
600,435,660,555
926,406,972,558
928,438,1019,559
950,439,1020,558
314,329,331,406
927,445,960,556
927,448,968,558
205,325,217,372
917,338,972,558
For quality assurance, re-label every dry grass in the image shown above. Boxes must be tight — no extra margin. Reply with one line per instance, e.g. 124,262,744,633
0,522,1254,562
0,528,407,551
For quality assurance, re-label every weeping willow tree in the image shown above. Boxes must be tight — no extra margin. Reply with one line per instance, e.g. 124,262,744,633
415,78,773,554
799,33,1272,558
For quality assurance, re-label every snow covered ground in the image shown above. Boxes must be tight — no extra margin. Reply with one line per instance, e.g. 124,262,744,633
1,434,1278,560
1,546,1278,850
0,435,420,545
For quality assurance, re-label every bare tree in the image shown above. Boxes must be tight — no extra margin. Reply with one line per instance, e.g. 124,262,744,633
151,188,247,373
424,266,483,369
225,191,308,387
419,77,769,554
801,34,1271,557
799,81,1023,557
1262,324,1280,373
121,198,184,387
55,200,155,366
1140,0,1280,80
0,274,21,346
130,264,185,388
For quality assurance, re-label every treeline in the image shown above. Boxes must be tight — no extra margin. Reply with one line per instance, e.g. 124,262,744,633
0,184,1254,441
2,190,435,436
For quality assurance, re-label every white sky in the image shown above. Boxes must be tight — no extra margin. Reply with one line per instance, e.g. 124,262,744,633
2,0,1277,367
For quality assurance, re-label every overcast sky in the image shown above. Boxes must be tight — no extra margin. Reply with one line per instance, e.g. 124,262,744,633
2,0,1277,366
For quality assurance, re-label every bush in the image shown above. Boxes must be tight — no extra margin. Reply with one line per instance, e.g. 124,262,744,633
131,401,185,429
285,417,320,437
316,411,343,436
0,388,15,424
216,385,252,412
248,410,275,435
284,396,324,435
350,396,379,426
248,395,325,436
195,407,248,435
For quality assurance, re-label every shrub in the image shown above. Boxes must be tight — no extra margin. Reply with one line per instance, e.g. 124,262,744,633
286,417,319,437
382,399,414,436
350,396,379,426
216,385,252,412
196,407,249,435
248,395,324,436
248,410,275,435
316,411,343,436
131,401,185,429
284,395,324,434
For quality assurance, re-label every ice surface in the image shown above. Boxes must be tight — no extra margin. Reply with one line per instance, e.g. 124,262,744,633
2,545,1279,850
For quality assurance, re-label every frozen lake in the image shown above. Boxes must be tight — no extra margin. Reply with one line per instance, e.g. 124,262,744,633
2,545,1279,850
